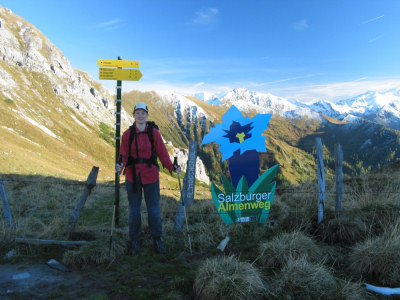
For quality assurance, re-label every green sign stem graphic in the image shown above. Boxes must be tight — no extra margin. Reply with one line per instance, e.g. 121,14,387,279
210,164,279,225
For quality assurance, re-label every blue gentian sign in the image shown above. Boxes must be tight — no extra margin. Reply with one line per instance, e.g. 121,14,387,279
201,105,279,225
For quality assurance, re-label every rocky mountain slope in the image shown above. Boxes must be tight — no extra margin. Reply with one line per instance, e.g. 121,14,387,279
0,6,209,183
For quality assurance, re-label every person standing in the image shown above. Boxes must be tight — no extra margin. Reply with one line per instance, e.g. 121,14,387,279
117,102,180,254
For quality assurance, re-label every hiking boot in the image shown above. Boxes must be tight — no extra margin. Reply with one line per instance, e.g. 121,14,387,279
154,238,166,254
129,240,140,255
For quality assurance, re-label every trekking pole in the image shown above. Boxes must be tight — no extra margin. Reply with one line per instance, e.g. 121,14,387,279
174,157,192,254
109,204,116,257
110,155,122,257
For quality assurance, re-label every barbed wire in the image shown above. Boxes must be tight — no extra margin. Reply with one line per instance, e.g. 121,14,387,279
3,208,400,217
0,178,90,186
4,201,400,215
1,177,400,196
2,175,400,197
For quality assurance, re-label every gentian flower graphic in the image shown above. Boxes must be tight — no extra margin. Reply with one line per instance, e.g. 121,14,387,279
201,105,279,225
202,105,272,187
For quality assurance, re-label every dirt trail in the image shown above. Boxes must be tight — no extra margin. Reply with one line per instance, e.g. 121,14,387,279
0,262,106,299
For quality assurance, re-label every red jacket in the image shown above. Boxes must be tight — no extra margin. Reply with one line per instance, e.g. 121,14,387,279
119,124,173,184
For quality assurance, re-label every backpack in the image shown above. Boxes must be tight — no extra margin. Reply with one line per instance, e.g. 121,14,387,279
124,121,159,191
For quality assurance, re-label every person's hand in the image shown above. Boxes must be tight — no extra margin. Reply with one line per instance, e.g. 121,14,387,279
115,162,124,175
175,166,181,174
173,164,181,174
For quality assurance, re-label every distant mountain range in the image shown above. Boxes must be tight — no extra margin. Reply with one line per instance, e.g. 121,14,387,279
195,87,400,130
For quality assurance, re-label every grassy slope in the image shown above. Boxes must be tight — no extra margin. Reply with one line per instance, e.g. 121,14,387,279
0,66,115,181
0,8,117,181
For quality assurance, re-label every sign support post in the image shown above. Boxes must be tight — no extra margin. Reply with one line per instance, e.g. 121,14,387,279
114,57,122,227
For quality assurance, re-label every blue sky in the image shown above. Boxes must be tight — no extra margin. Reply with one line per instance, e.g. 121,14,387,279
2,0,400,103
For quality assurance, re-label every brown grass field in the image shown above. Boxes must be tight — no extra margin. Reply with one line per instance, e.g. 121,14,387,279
1,165,400,299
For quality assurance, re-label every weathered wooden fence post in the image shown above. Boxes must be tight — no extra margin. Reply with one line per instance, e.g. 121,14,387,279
174,141,197,233
16,238,88,247
0,179,14,228
316,138,325,224
65,166,99,236
334,143,343,217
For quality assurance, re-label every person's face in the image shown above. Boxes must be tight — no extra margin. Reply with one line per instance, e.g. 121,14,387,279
134,109,148,124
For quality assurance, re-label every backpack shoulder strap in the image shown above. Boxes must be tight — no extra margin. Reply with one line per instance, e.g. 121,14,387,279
146,121,155,143
128,124,136,156
146,121,159,168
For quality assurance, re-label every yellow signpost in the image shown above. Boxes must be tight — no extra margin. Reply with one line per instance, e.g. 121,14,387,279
97,59,140,68
99,68,142,81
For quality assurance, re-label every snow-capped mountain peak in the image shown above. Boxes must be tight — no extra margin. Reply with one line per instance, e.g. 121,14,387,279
194,85,400,130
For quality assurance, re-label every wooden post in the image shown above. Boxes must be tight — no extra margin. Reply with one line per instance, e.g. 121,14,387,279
0,179,13,228
65,167,99,236
16,238,87,247
174,141,197,233
174,174,188,233
334,143,343,217
185,141,197,205
316,138,325,225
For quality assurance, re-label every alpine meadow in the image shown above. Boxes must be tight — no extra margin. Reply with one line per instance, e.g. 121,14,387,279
1,5,400,299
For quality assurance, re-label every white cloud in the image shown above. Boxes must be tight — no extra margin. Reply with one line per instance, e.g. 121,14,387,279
92,18,123,31
102,77,400,105
121,80,231,97
192,8,219,25
270,78,400,103
359,15,384,25
254,74,319,86
369,34,385,43
293,19,309,31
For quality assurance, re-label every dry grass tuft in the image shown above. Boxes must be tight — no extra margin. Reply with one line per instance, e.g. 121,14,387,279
348,220,400,285
316,214,368,245
16,216,47,238
0,224,16,257
277,191,317,233
193,255,268,300
274,256,337,299
258,231,325,269
335,279,372,300
62,237,127,268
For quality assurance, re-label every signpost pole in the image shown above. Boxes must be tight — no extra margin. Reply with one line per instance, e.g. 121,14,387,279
114,56,122,227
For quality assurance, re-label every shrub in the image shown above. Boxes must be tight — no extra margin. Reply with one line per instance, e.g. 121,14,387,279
98,122,115,146
3,98,14,104
193,255,267,300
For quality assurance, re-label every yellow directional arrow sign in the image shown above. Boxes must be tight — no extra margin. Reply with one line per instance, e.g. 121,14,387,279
97,59,140,68
99,68,142,81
